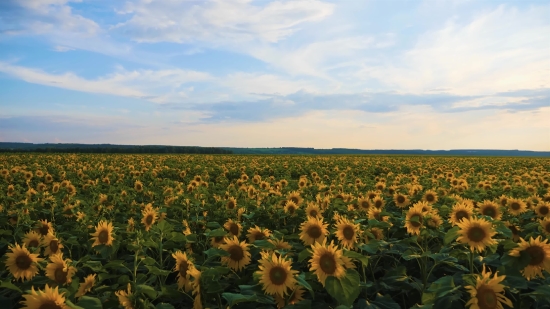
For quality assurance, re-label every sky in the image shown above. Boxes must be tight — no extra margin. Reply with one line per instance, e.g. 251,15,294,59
0,0,549,150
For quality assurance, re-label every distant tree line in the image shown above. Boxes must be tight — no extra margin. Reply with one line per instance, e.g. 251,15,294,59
0,144,232,154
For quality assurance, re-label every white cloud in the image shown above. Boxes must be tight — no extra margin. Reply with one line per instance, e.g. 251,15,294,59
357,4,550,95
0,62,212,101
114,0,334,44
53,45,74,52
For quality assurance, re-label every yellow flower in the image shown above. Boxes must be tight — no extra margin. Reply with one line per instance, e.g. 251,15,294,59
90,220,114,247
5,243,43,281
23,231,42,249
45,254,76,286
477,200,502,220
509,236,550,280
141,207,158,231
335,217,360,249
224,219,242,237
172,251,194,292
405,202,426,235
256,252,298,297
299,217,329,246
219,236,251,271
507,198,527,216
449,202,474,226
115,283,134,309
465,265,512,309
309,239,346,286
247,225,271,243
20,284,69,309
456,217,497,253
75,274,96,298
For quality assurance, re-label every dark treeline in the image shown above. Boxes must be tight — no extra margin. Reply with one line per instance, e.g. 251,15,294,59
0,143,232,154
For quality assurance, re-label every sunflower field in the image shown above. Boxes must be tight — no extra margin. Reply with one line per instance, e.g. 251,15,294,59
1,154,550,309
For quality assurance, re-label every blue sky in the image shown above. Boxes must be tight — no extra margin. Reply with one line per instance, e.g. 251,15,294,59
0,0,549,150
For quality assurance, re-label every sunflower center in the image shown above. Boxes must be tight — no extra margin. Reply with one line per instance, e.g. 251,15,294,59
290,197,299,204
269,266,288,285
309,210,318,217
229,223,239,236
214,236,224,243
38,301,63,309
483,207,496,218
307,225,322,239
54,267,68,284
375,200,383,208
98,230,109,244
539,206,549,215
525,246,545,266
254,232,265,241
342,226,355,240
545,223,550,234
410,215,422,227
510,202,520,210
467,226,486,242
319,253,336,275
228,245,244,261
397,196,405,203
477,286,498,309
288,205,296,214
426,194,435,202
28,239,39,248
455,211,469,222
227,201,235,209
361,201,370,209
39,225,50,236
145,215,153,225
15,254,32,270
49,240,59,253
179,261,188,277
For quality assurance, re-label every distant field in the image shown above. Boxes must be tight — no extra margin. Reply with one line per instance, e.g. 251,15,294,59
1,154,549,308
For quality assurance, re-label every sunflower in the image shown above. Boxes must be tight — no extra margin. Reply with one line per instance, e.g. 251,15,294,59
372,196,385,209
505,222,521,242
498,195,508,207
172,251,194,292
335,217,360,249
357,197,372,212
509,236,550,280
284,201,299,216
75,274,96,298
5,243,43,281
115,283,134,309
275,287,305,308
422,190,438,204
456,217,497,253
20,284,69,309
256,252,298,297
449,202,474,226
309,239,346,286
23,231,42,249
507,198,527,216
134,180,143,192
299,217,329,246
426,212,443,229
541,218,550,236
90,220,114,247
394,193,410,208
224,219,242,237
477,200,502,220
226,197,237,210
36,219,54,236
247,225,272,243
188,267,202,309
45,254,76,286
220,236,251,271
287,191,303,206
405,203,426,235
535,202,550,218
141,207,158,232
305,202,323,219
269,238,292,251
465,264,512,309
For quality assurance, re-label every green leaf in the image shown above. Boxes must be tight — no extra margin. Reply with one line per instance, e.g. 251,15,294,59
76,296,103,309
146,265,171,276
368,293,401,309
358,240,382,254
444,226,459,245
156,304,176,309
65,300,85,309
325,268,361,307
222,293,260,307
156,221,174,234
493,221,513,238
206,221,222,229
298,248,312,262
141,257,156,266
0,280,22,293
207,228,227,237
343,249,369,267
103,260,125,269
137,284,158,299
295,273,314,299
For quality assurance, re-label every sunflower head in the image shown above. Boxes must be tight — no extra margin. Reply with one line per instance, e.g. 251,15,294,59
256,252,298,297
477,200,502,220
509,236,550,280
90,220,115,247
507,198,527,216
220,236,251,272
422,190,438,204
284,201,299,216
456,217,497,253
20,284,69,309
309,239,346,286
535,202,550,218
247,225,271,243
335,217,360,249
449,202,474,226
299,217,329,246
224,219,242,237
141,207,158,232
465,264,512,309
5,243,43,281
